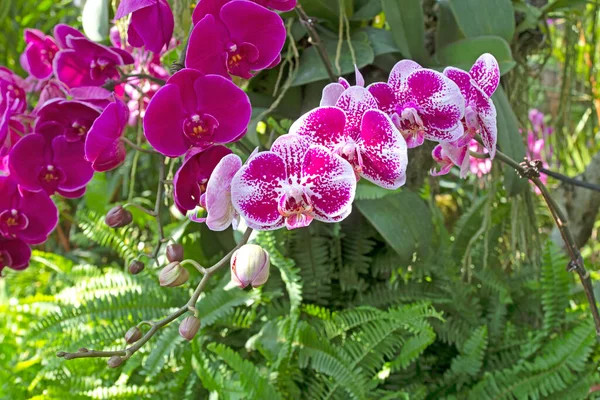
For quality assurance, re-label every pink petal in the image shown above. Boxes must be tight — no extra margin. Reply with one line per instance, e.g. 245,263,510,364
470,85,497,159
359,110,408,189
270,134,310,179
52,136,94,191
167,69,202,114
128,0,174,53
143,84,188,157
469,53,500,98
443,67,472,99
301,145,356,218
185,15,229,78
231,151,285,227
424,124,464,144
367,82,397,115
388,59,421,92
289,107,347,149
205,153,242,231
320,83,346,107
17,189,59,245
335,87,378,136
115,0,156,18
192,0,230,24
53,24,85,49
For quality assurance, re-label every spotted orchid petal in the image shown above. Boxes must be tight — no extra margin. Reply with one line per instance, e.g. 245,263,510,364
335,87,378,136
388,59,422,93
469,85,497,159
367,82,396,115
469,53,500,98
430,142,469,178
359,110,408,189
290,107,347,149
320,83,346,107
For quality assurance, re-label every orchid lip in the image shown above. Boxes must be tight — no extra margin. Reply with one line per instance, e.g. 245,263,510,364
0,250,12,269
183,113,218,147
0,208,30,237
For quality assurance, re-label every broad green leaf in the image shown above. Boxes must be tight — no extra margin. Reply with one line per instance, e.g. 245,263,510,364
543,0,587,14
356,191,432,262
352,0,382,21
83,173,111,214
299,0,353,25
355,180,400,200
493,86,528,195
435,0,464,50
293,34,374,86
448,0,515,43
435,36,516,75
361,27,400,57
381,0,429,65
82,0,109,41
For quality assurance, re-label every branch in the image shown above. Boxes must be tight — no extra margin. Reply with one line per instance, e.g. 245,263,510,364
121,137,158,154
58,228,254,364
295,3,337,83
123,73,166,86
487,142,600,337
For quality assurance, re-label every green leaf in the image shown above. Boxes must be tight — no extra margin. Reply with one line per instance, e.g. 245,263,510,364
361,27,400,57
435,0,465,50
381,0,429,65
352,0,382,21
543,0,587,14
356,191,433,262
448,0,515,42
355,180,400,200
81,0,109,41
435,36,516,75
492,86,528,195
293,35,374,86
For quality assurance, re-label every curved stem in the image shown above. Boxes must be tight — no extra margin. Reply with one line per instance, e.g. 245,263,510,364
539,167,600,192
487,142,600,337
124,73,166,85
121,137,157,154
58,228,253,362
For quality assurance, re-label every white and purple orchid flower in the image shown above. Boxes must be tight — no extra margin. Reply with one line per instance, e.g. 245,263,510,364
231,135,356,230
293,86,408,189
368,60,465,148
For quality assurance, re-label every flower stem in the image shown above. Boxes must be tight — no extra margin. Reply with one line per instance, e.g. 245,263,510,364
121,137,157,154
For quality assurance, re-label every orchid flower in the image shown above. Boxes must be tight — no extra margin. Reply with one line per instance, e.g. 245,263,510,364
85,100,129,172
292,87,408,189
368,60,465,148
187,0,286,79
430,142,469,178
231,135,356,230
321,66,365,107
20,29,59,80
115,0,174,54
0,236,31,274
144,68,251,157
0,175,58,245
443,53,500,158
35,99,101,142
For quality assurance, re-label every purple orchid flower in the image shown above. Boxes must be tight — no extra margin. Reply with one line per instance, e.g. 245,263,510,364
231,135,356,230
173,145,232,213
0,67,27,116
188,0,286,79
8,132,94,198
443,53,500,158
252,0,297,11
85,99,129,172
20,29,59,80
368,60,465,148
54,24,85,49
0,175,58,245
292,87,408,189
0,236,31,275
115,0,175,54
144,68,251,157
35,99,101,142
53,27,134,88
201,153,243,231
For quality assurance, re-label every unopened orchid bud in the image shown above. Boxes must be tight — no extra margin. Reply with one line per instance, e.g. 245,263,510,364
166,244,184,262
230,244,270,288
179,316,201,341
105,206,132,228
159,261,189,287
128,260,145,275
107,355,124,368
125,327,142,344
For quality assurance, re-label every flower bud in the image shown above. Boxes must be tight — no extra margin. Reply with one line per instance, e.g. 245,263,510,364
159,261,189,287
128,260,145,275
179,316,201,341
166,244,184,262
105,206,133,228
125,327,142,344
230,244,270,288
107,355,124,368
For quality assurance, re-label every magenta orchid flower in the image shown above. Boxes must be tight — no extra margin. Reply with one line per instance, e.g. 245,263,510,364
85,100,129,172
430,142,469,178
201,153,243,231
173,145,232,213
188,0,286,79
20,29,59,80
54,24,85,49
144,68,251,157
8,132,94,198
252,0,297,11
0,67,27,116
0,175,58,245
115,0,174,54
443,53,499,158
469,140,492,177
53,30,134,88
368,60,465,148
321,66,365,107
0,236,31,275
231,135,356,230
35,99,101,142
292,87,408,189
